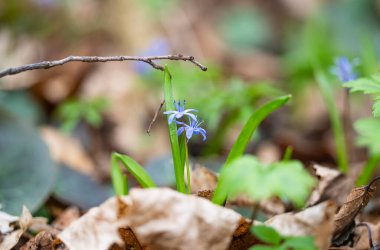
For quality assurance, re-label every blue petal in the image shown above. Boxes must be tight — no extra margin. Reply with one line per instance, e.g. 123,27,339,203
198,128,207,141
177,127,185,136
186,127,194,140
186,113,197,122
168,114,176,124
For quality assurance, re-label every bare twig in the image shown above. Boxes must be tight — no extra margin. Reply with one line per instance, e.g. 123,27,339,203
0,54,207,78
146,100,165,135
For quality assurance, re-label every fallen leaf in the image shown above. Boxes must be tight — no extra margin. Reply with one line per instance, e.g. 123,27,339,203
265,201,336,250
0,206,32,250
59,188,243,250
308,164,341,206
20,228,66,250
333,185,375,244
190,165,218,194
40,126,96,176
52,206,81,230
308,164,354,207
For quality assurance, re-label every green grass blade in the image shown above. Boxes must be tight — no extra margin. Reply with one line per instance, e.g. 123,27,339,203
212,95,291,205
163,66,186,193
282,146,293,161
315,70,349,173
111,152,156,195
356,154,380,186
225,95,291,165
111,153,128,195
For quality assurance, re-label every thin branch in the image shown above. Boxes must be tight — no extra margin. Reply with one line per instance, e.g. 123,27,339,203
0,54,207,78
146,100,165,135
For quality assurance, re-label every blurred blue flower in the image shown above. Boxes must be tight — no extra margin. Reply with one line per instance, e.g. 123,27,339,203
331,57,359,82
176,117,207,141
164,100,197,124
134,38,170,75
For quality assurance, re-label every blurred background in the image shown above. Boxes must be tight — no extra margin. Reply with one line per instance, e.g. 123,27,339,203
0,0,379,217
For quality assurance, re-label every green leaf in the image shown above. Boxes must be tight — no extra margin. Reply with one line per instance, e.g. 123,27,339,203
212,95,291,205
250,246,278,250
111,153,128,195
111,152,156,195
344,76,380,94
315,69,348,173
214,156,315,207
225,95,291,165
282,236,317,250
373,95,380,117
163,66,186,193
0,108,56,214
251,225,282,245
354,118,380,155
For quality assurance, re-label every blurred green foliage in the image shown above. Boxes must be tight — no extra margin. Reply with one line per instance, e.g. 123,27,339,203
55,97,109,133
216,156,315,207
218,7,271,51
251,225,317,250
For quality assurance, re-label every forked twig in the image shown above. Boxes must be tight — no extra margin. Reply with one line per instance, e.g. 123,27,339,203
0,54,207,78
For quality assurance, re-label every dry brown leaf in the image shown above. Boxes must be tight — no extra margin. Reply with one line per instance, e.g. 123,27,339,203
308,164,354,207
52,206,81,230
0,206,32,250
40,126,96,175
333,185,375,238
59,188,243,250
190,165,218,194
265,201,336,249
308,164,342,206
20,228,66,250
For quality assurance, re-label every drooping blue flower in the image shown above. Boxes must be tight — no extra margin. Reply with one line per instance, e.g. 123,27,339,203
164,100,197,124
331,57,359,83
176,117,207,141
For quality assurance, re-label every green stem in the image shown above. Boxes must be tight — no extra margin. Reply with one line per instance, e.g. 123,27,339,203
315,69,349,173
356,154,380,186
163,66,186,193
185,141,191,194
282,146,293,161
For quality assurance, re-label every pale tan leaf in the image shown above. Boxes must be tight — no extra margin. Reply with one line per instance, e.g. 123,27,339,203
190,165,218,194
0,206,33,250
59,196,131,250
59,188,243,250
308,164,341,206
40,127,96,175
265,201,336,250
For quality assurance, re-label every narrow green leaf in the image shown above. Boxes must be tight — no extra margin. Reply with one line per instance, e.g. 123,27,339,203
356,153,380,186
212,95,291,205
111,153,128,195
163,66,186,193
251,225,282,245
282,146,293,161
315,69,348,173
111,152,156,195
225,95,291,165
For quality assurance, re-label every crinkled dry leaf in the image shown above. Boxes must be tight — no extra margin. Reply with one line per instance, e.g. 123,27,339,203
0,210,18,234
265,201,336,249
0,206,32,250
308,164,341,206
190,165,218,194
59,196,131,250
333,185,375,239
59,188,243,250
52,206,81,230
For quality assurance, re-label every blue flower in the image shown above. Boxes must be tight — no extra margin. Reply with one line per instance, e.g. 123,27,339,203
176,117,207,141
163,100,197,124
331,57,359,82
